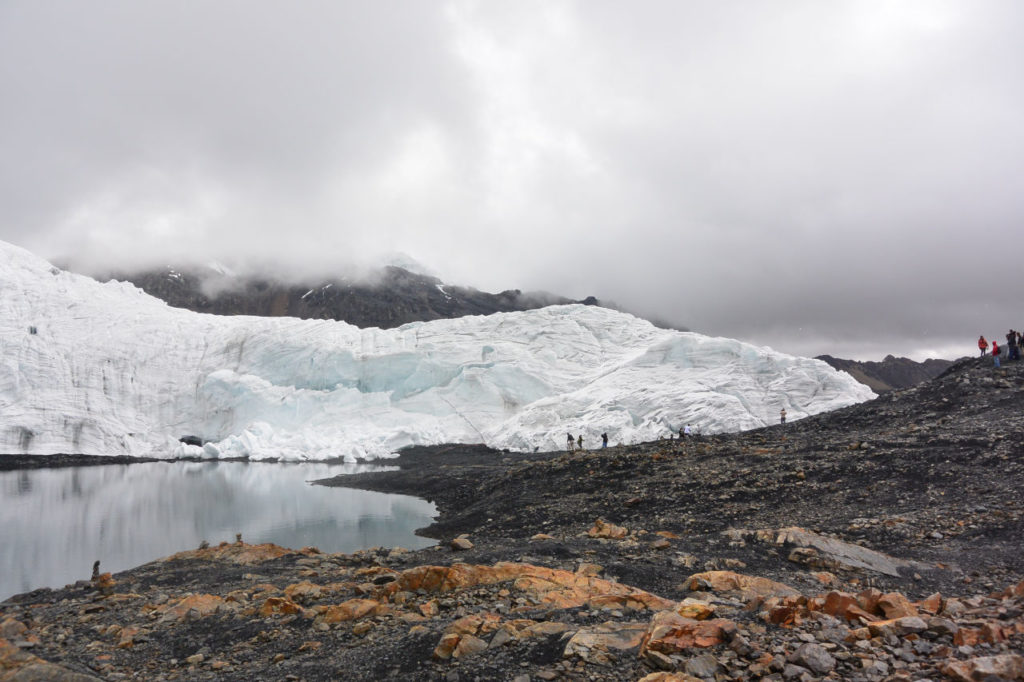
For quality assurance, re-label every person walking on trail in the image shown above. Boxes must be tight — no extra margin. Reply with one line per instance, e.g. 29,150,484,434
577,434,584,451
780,408,787,424
601,433,608,448
1007,330,1020,362
684,424,692,438
992,341,1001,368
979,335,989,357
566,433,575,452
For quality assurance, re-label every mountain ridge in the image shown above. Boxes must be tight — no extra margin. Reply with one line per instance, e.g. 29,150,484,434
96,264,603,330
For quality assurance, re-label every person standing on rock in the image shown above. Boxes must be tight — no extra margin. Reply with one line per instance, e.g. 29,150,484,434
566,433,575,452
1007,330,1020,362
601,433,608,448
780,408,787,424
992,341,1001,368
979,335,989,357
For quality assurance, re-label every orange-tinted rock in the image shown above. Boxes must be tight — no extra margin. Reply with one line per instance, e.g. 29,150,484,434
877,592,918,619
856,588,883,614
284,581,323,604
419,600,439,618
165,541,316,566
811,572,838,586
954,628,982,647
675,598,715,621
450,537,474,551
116,627,140,649
820,591,878,623
0,619,27,639
587,519,629,539
259,597,303,617
942,654,1024,682
685,571,799,599
955,623,1008,645
446,613,501,637
641,612,736,654
522,621,571,637
432,633,461,660
917,592,943,614
93,572,116,595
319,599,383,624
766,605,802,627
866,616,927,637
637,673,703,682
385,561,674,616
564,622,649,665
158,594,225,622
453,634,488,658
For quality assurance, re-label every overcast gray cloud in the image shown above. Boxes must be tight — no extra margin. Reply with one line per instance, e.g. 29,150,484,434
2,1,1022,361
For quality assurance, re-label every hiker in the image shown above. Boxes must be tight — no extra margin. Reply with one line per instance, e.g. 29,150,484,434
577,434,583,451
601,432,608,448
566,433,574,452
979,335,989,357
684,424,692,438
780,408,787,424
679,427,685,441
1008,330,1020,361
992,341,1001,368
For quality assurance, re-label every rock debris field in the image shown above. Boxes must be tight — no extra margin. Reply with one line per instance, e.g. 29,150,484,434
2,356,1023,681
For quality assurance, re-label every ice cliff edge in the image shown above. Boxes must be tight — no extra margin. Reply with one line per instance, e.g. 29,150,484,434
0,240,875,460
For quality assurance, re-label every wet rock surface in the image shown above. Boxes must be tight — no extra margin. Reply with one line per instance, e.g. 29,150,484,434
2,356,1023,680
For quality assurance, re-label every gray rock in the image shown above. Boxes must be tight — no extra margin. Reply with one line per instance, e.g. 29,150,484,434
789,642,836,675
684,653,720,679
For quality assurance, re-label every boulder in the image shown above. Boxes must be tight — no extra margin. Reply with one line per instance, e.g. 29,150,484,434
587,519,629,539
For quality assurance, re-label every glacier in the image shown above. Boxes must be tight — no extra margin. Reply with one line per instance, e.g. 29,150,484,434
0,240,875,461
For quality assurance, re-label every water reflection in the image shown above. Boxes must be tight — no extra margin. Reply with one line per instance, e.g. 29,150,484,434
0,461,437,600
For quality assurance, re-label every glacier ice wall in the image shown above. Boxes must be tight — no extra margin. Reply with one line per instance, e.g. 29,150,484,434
0,241,875,460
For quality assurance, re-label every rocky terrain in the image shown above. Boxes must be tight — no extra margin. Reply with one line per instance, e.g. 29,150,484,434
816,355,954,393
2,356,1023,681
96,265,599,329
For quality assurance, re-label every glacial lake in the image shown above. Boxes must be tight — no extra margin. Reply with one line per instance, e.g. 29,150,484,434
0,461,437,601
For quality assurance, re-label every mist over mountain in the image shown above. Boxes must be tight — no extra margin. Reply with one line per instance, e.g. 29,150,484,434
95,264,603,330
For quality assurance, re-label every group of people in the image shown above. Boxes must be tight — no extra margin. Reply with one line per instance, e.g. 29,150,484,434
566,432,609,451
978,331,1023,367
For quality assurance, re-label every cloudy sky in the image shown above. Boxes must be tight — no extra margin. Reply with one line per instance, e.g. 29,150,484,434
2,1,1022,361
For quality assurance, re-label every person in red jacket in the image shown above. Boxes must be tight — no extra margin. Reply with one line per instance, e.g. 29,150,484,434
979,335,989,357
992,341,1001,368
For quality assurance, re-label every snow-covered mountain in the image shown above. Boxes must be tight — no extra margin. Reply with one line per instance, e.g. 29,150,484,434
0,241,875,461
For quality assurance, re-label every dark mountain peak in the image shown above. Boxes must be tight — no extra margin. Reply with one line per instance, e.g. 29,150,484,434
98,264,603,330
816,354,955,393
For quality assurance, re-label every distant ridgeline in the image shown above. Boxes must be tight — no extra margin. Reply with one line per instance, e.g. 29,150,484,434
98,265,601,330
816,355,953,393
